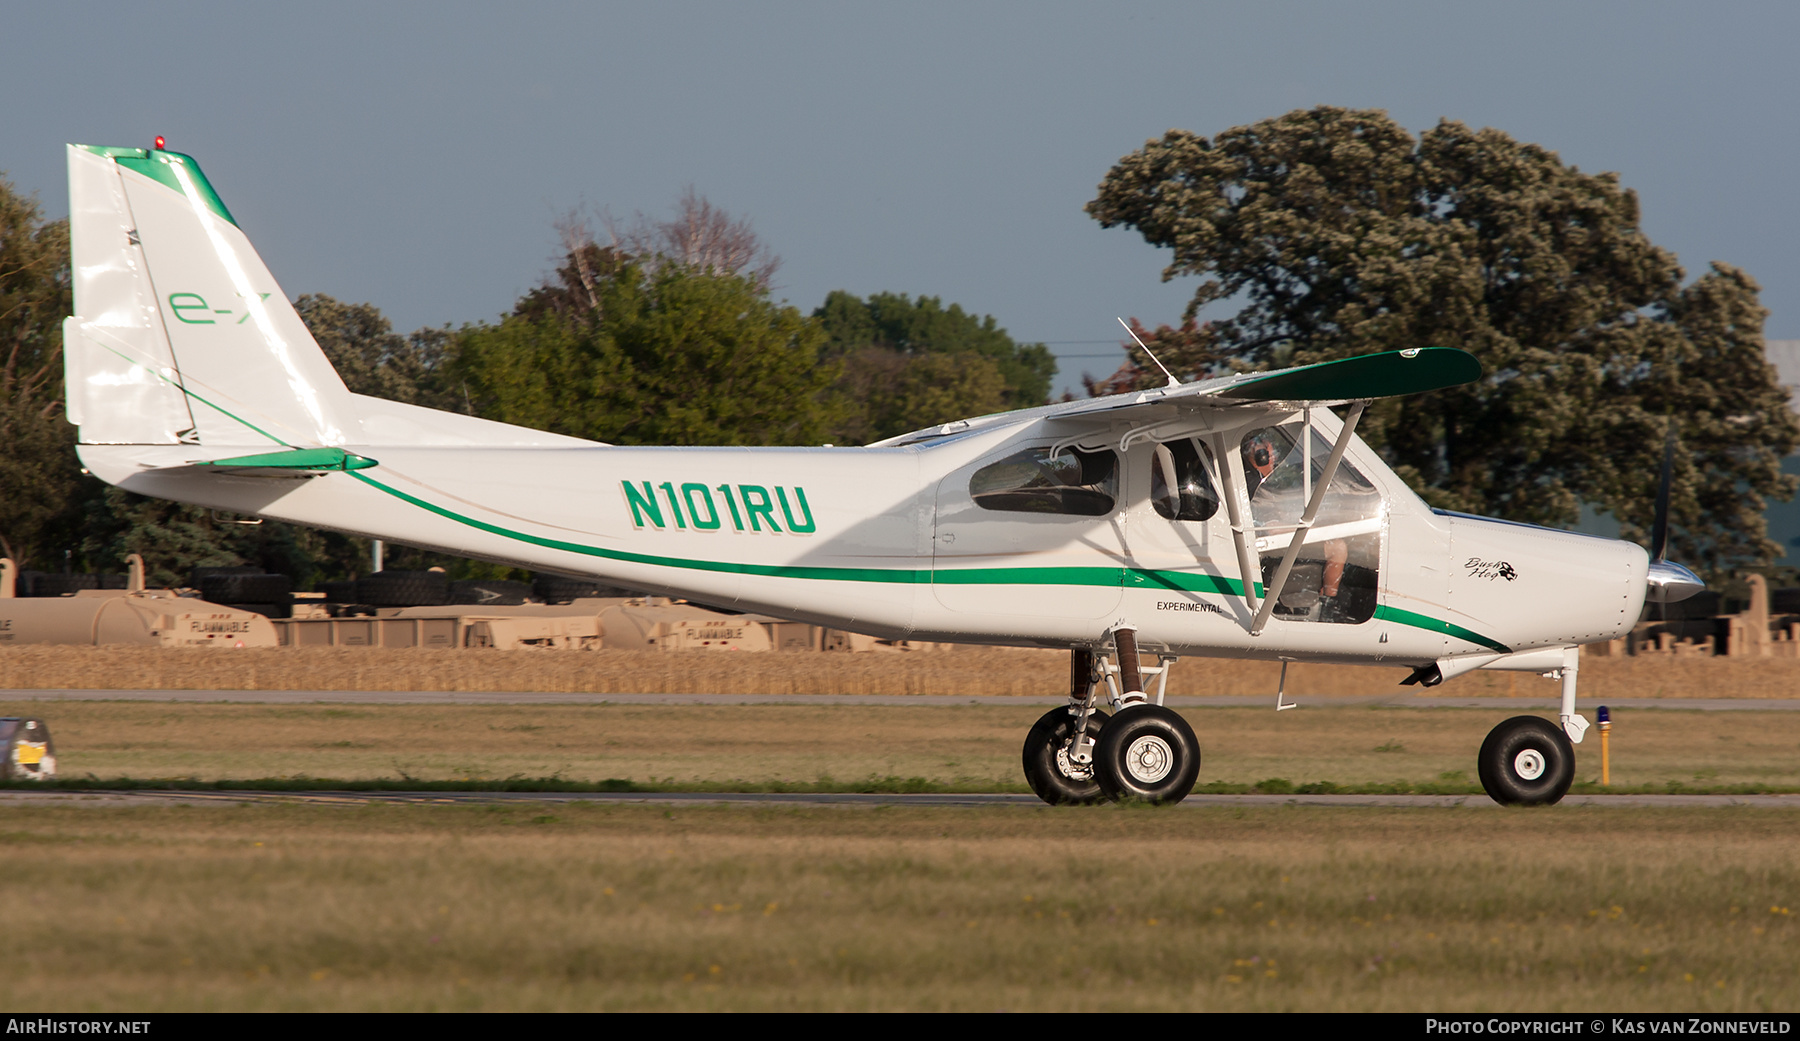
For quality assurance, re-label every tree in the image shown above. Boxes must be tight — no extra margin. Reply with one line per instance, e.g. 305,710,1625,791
815,291,1055,442
0,174,82,568
456,248,838,446
560,188,781,291
831,346,1009,444
1087,106,1798,572
76,486,317,588
294,294,463,411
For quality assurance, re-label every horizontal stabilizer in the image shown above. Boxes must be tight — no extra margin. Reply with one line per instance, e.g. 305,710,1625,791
194,447,379,473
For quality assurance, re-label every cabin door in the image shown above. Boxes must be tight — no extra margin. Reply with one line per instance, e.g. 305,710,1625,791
931,442,1126,619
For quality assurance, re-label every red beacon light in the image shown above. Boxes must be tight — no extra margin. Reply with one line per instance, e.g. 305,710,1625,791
153,136,165,151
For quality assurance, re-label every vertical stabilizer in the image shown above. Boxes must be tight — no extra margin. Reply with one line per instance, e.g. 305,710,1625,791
65,144,355,448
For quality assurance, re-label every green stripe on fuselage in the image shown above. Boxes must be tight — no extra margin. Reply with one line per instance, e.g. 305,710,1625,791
344,470,1504,650
1373,604,1511,653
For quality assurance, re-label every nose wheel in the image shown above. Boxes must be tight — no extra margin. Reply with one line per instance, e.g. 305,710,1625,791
1478,715,1574,805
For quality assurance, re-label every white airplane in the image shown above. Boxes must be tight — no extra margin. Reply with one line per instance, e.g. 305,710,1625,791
61,142,1705,806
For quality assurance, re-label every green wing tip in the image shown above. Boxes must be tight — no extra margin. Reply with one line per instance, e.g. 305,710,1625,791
1219,347,1482,401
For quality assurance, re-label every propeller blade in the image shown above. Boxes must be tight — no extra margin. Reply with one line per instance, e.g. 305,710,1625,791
1650,419,1676,564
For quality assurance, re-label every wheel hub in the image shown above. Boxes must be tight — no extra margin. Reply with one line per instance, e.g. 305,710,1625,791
1513,748,1546,781
1055,744,1095,782
1123,735,1174,784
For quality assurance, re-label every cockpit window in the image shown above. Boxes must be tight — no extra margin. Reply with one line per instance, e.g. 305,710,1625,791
1151,438,1220,522
1238,421,1383,625
1240,423,1380,528
970,446,1118,516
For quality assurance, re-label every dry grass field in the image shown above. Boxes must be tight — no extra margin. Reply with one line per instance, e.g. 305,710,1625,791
0,802,1795,1011
6,699,1799,793
5,647,1797,1012
4,644,1800,699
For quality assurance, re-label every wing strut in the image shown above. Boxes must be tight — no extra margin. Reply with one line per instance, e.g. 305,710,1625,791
1210,431,1263,617
1248,402,1368,637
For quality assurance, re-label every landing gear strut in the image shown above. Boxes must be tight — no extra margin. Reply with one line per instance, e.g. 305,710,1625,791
1020,632,1199,806
1021,705,1109,804
1477,647,1584,806
1021,648,1110,804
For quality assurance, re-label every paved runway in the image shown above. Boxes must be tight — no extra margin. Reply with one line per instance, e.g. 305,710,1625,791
3,790,1797,809
2,689,1796,710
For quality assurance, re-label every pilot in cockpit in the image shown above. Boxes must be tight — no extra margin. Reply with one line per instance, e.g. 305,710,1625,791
1241,428,1351,620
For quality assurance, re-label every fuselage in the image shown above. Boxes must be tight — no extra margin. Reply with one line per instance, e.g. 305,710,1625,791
80,403,1649,668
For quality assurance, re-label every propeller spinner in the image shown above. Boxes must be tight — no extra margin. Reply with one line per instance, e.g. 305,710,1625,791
1644,420,1704,604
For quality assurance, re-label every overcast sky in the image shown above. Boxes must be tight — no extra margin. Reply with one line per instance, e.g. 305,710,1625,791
6,2,1797,396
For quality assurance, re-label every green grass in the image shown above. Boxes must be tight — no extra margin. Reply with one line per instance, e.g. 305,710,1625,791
8,701,1800,795
0,802,1795,1011
5,775,967,795
9,775,1794,797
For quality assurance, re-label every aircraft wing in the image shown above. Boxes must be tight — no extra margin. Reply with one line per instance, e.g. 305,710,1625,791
1048,347,1481,420
874,348,1481,446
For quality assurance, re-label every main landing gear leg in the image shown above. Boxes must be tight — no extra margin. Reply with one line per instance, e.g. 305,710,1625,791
1477,647,1584,806
1020,648,1110,805
1022,636,1201,806
1092,628,1200,805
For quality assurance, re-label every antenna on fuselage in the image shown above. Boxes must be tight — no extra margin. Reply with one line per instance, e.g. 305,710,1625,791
1118,317,1181,389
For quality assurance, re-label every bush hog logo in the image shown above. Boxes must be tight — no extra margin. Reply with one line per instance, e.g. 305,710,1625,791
1465,558,1518,582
